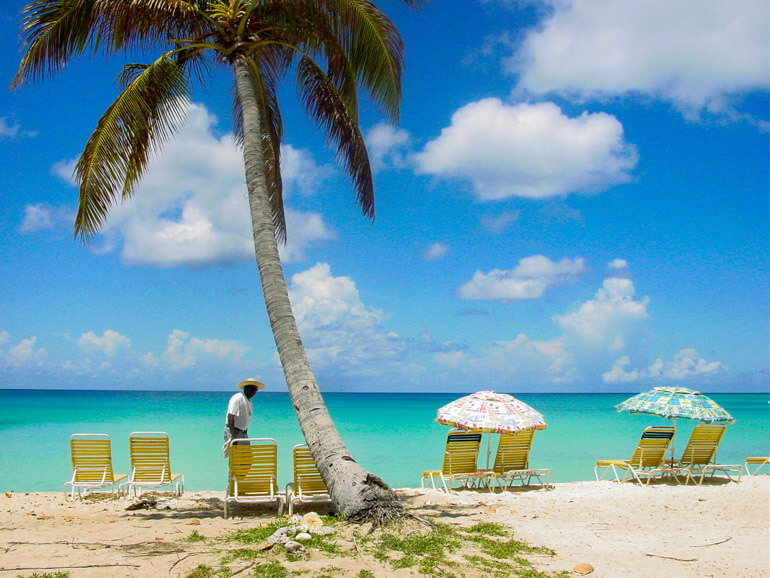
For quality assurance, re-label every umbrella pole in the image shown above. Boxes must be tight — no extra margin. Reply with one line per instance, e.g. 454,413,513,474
670,417,677,466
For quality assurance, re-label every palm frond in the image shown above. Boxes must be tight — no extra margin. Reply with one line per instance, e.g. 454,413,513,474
75,55,191,240
95,0,207,54
12,0,98,87
321,0,404,122
297,56,373,218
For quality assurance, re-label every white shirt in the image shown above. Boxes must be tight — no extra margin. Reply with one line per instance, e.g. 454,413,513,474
226,392,253,431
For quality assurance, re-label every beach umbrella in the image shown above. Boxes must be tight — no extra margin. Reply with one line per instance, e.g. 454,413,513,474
615,386,735,462
436,390,547,469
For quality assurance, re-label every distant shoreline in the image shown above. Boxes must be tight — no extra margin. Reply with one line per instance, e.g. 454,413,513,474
2,388,767,394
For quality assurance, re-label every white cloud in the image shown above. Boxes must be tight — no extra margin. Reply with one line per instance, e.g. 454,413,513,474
510,0,769,117
288,263,406,372
78,330,131,358
459,255,586,301
280,143,336,196
604,348,724,383
365,123,411,172
423,242,449,261
434,350,468,366
414,99,637,200
19,203,75,234
602,356,640,383
0,334,48,368
0,117,37,139
52,103,334,267
555,277,648,344
609,258,628,270
648,348,724,379
482,211,520,232
163,329,249,370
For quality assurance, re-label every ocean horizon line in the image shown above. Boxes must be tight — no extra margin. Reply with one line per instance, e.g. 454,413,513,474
0,387,766,395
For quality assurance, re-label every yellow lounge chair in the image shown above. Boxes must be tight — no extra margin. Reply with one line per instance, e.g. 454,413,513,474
744,457,770,476
421,430,484,491
224,437,283,518
489,429,551,490
125,431,184,497
675,424,742,484
595,426,676,485
285,444,332,515
64,433,127,500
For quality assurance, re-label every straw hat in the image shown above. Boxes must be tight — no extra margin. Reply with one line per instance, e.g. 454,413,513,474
237,378,265,390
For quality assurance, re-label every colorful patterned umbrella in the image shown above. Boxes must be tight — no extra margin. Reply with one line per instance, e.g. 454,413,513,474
436,390,548,433
436,391,547,469
616,386,734,463
615,386,734,423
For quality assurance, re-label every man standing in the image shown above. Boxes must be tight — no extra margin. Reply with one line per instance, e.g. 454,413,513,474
223,378,265,457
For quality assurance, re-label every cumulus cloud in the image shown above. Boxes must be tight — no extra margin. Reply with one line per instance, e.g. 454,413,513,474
0,334,48,368
414,99,637,200
365,123,411,172
602,355,640,383
163,329,249,370
50,103,334,267
19,203,75,234
555,277,648,344
603,348,724,383
459,255,586,301
648,348,724,379
288,263,406,372
423,242,449,261
510,0,769,118
78,330,131,358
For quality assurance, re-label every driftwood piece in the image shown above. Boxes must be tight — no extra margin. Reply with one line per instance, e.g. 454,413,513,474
644,553,697,562
690,536,733,548
2,563,140,571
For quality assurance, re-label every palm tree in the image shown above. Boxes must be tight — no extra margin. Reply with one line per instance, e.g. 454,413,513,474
13,0,417,522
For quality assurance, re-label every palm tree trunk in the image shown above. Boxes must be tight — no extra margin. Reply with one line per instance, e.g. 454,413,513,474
232,56,401,522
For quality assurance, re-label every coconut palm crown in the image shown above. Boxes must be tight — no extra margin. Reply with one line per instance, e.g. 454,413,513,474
13,0,417,521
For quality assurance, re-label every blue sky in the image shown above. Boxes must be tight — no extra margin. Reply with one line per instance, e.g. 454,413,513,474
1,0,768,392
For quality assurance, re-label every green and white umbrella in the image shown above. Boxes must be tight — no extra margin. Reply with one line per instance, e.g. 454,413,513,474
616,386,734,462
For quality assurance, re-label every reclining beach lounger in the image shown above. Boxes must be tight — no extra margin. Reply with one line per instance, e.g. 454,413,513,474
744,456,770,476
595,426,676,485
421,430,484,492
285,444,332,515
125,431,184,497
64,433,126,500
224,437,283,518
675,424,742,484
489,429,550,490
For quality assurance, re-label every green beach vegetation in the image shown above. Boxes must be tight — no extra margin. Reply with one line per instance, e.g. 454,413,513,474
12,0,420,522
178,517,568,577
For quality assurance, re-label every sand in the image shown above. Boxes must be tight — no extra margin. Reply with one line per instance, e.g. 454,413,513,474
0,476,767,577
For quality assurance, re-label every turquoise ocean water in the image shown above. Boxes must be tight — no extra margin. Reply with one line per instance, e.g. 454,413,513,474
1,390,767,492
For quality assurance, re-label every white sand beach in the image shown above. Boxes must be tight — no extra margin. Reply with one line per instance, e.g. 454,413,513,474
0,476,767,577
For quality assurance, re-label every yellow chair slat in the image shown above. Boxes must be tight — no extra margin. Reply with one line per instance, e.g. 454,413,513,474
285,444,331,515
64,434,125,499
224,438,282,518
595,426,675,485
126,432,184,496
